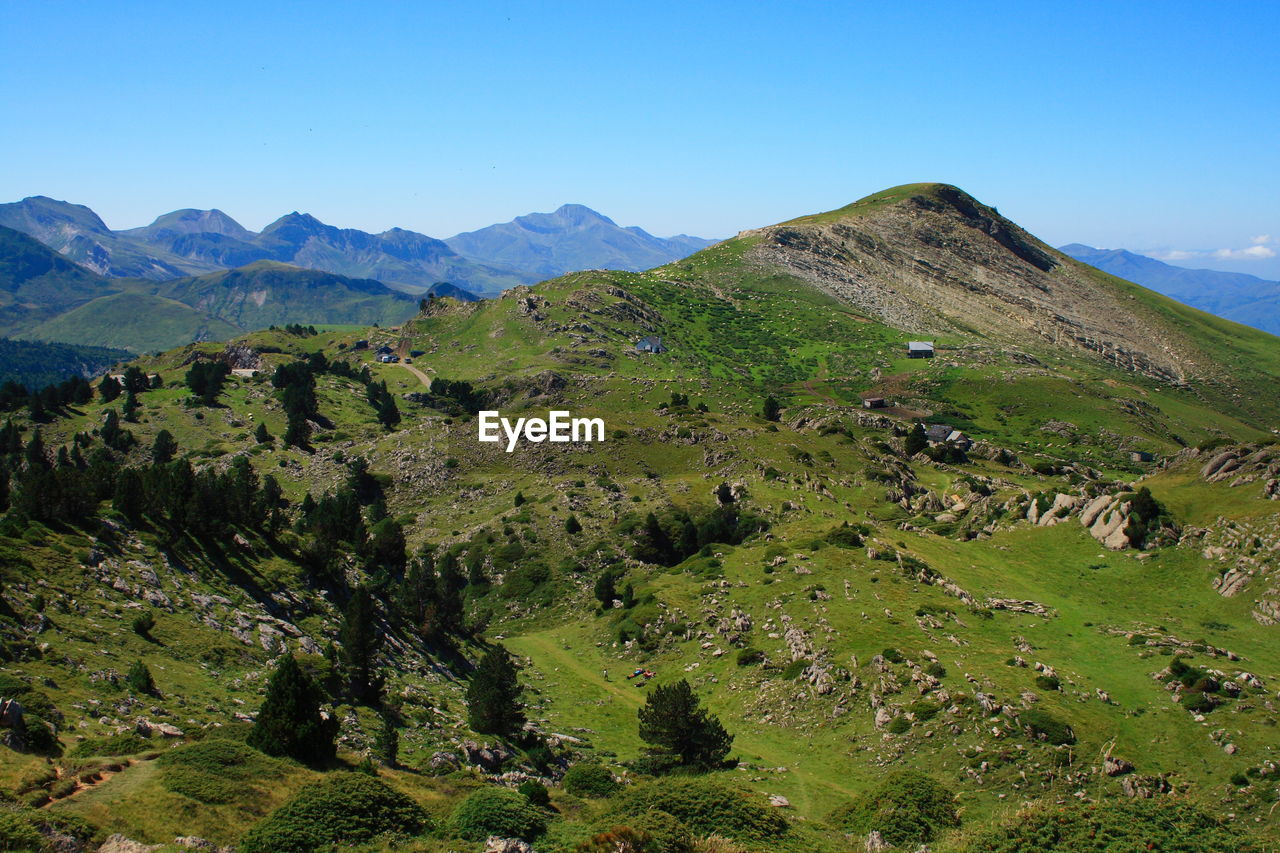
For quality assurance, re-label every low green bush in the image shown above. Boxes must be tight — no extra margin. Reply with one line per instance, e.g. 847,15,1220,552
0,811,44,850
157,740,289,805
610,776,788,843
591,808,694,853
518,780,551,808
1020,709,1076,745
828,770,959,847
450,786,547,841
957,797,1259,851
239,772,432,853
563,763,619,798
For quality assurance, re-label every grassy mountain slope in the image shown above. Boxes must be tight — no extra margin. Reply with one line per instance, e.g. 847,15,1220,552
152,260,420,330
0,225,119,335
25,290,243,353
1,185,1277,850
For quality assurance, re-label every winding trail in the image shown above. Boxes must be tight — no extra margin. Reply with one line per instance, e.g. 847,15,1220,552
396,361,435,388
42,758,139,808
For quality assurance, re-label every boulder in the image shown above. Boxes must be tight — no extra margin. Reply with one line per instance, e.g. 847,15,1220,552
98,836,162,853
484,839,534,853
1103,756,1134,776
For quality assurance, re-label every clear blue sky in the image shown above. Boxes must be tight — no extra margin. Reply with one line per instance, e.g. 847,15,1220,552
3,0,1278,276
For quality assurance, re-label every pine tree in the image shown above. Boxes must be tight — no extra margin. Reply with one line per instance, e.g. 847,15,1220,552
513,491,525,507
565,514,582,535
247,653,337,764
126,659,155,695
434,553,466,637
466,644,525,737
283,412,311,449
637,679,733,771
258,475,285,533
905,423,929,456
762,395,781,422
98,375,122,403
254,422,272,444
374,711,399,766
376,395,400,430
593,571,617,607
339,586,382,704
24,429,47,470
113,468,146,523
151,429,178,464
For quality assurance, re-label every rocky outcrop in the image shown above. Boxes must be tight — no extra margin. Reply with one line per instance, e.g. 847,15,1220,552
745,183,1210,385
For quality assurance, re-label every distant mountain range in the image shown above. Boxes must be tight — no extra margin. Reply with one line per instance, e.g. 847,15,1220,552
0,225,421,353
1060,244,1280,335
0,197,717,299
444,203,717,280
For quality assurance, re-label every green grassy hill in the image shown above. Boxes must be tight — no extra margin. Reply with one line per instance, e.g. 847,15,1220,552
1,186,1277,852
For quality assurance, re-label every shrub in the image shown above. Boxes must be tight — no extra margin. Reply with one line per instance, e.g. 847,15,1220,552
829,770,959,847
1021,709,1076,745
1034,674,1061,692
780,659,809,680
563,763,619,798
590,809,694,853
735,648,764,667
825,523,864,548
958,797,1260,852
450,787,547,841
239,772,432,853
887,716,911,734
882,648,905,664
157,740,289,805
519,780,551,808
131,610,156,637
925,661,947,679
126,660,155,695
0,812,44,851
67,732,151,758
907,699,941,721
610,777,788,843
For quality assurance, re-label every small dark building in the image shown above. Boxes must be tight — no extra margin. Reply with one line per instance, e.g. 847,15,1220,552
908,341,935,359
925,424,953,443
353,339,369,350
1131,451,1155,463
636,335,667,354
863,397,887,409
374,344,393,356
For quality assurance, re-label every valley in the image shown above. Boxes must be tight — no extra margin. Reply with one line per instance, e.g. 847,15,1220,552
0,184,1277,852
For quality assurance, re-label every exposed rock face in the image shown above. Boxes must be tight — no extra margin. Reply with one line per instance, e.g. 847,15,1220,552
1104,755,1135,776
745,183,1216,385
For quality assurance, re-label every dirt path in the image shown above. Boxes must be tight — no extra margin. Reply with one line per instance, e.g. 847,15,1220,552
396,361,434,388
43,759,136,807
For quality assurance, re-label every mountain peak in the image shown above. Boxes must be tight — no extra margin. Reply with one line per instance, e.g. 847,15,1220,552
547,204,617,227
132,208,254,241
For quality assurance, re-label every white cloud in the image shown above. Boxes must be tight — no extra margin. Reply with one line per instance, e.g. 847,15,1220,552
1214,245,1276,260
1150,236,1276,263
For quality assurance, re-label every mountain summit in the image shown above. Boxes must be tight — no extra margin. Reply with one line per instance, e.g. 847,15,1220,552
446,204,717,279
738,182,1244,386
